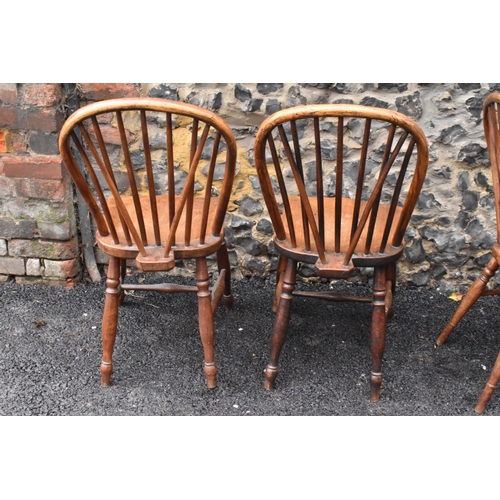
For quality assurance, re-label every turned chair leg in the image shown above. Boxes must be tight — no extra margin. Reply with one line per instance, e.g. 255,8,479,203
437,257,499,345
370,266,387,402
264,258,296,390
216,241,233,310
476,349,500,413
101,256,121,387
196,257,217,389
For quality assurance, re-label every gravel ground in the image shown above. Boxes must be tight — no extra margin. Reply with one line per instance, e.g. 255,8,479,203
1,272,500,416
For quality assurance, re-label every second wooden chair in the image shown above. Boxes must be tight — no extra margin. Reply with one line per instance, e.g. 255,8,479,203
436,92,500,413
254,103,429,401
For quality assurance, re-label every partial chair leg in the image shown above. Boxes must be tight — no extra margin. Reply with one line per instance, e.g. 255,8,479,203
216,241,233,310
437,257,499,346
476,350,500,413
370,266,387,402
385,262,396,322
196,257,217,389
101,256,121,387
264,258,296,390
118,258,127,306
272,255,288,313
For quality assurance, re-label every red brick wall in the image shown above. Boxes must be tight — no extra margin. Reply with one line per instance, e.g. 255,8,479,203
0,83,141,284
0,83,78,285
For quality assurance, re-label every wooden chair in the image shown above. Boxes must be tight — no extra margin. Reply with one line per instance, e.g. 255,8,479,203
58,97,237,389
254,104,429,401
436,92,500,413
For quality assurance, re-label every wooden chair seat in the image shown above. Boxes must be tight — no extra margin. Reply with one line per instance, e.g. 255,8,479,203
276,196,404,276
97,195,223,265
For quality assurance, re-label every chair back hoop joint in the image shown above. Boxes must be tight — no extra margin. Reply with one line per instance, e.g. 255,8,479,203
314,254,355,279
135,247,175,272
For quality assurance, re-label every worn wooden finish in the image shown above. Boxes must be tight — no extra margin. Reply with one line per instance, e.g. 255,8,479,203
254,103,429,401
437,93,500,413
59,97,237,389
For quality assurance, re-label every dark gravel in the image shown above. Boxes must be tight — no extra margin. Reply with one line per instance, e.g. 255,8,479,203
1,273,500,416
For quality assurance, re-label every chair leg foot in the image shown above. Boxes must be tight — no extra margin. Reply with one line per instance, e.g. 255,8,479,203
436,322,456,346
204,362,217,389
264,365,278,390
223,294,234,310
475,385,495,414
370,372,382,402
101,361,113,387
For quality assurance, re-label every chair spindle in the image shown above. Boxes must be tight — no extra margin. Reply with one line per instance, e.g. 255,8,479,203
335,117,344,253
141,110,161,246
268,134,296,247
313,117,324,242
116,111,148,246
89,116,132,245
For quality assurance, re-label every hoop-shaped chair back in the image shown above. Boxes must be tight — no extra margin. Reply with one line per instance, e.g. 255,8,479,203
254,104,429,277
484,93,500,242
59,98,237,271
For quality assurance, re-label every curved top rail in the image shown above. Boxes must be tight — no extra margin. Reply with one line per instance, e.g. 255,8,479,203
255,103,428,151
59,97,237,153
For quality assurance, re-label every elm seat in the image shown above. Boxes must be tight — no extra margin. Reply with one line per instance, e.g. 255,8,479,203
97,195,223,267
254,103,429,402
276,196,405,275
437,92,500,413
58,97,237,389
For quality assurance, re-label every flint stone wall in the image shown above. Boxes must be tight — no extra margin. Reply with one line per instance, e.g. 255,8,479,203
1,82,499,292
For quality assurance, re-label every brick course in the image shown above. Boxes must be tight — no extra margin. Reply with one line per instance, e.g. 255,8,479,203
18,108,64,133
0,219,37,239
8,238,78,260
3,156,64,179
0,256,25,275
28,131,59,155
43,258,80,278
9,131,27,152
78,83,140,101
22,84,62,107
0,107,18,127
0,84,18,105
0,130,9,153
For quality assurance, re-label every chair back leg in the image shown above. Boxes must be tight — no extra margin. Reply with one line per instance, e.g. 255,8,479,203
264,258,297,390
476,350,500,413
370,266,388,402
272,255,288,313
216,241,234,309
437,257,499,345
